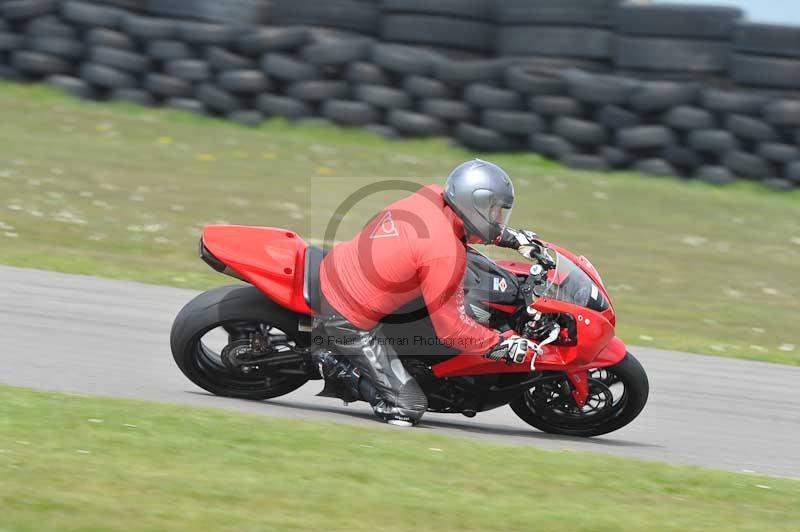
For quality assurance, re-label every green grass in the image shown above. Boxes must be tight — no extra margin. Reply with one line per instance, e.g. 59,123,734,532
1,384,798,532
0,82,798,364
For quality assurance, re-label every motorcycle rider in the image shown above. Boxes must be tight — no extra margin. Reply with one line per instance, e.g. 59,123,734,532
313,159,531,426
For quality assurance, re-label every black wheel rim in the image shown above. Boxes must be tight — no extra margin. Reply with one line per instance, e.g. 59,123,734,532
523,367,630,432
189,319,302,395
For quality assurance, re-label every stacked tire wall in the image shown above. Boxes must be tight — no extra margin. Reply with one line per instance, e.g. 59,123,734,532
613,4,741,81
496,0,617,71
1,0,799,191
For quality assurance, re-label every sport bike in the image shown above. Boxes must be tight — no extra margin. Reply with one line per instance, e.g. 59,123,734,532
170,225,649,437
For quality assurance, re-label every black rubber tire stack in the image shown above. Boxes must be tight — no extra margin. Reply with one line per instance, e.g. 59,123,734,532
0,0,798,190
554,70,641,171
63,1,134,98
2,0,64,81
281,33,377,128
135,12,257,117
518,68,729,180
762,100,800,187
455,80,529,151
614,3,743,81
378,0,495,58
267,0,380,35
336,35,410,131
723,96,800,188
323,58,389,130
495,0,618,71
422,57,507,143
254,29,371,126
251,28,319,122
148,0,269,26
71,3,153,99
732,22,800,93
366,43,451,137
92,1,147,10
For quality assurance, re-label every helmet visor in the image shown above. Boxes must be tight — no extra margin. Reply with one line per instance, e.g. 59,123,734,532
472,188,513,231
490,203,513,227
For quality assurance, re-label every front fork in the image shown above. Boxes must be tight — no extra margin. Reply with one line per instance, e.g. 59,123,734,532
527,324,589,407
566,370,589,407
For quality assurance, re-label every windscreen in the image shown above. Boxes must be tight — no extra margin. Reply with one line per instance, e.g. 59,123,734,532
541,251,609,311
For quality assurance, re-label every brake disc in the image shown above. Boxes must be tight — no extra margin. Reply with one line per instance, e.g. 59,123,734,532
533,378,615,422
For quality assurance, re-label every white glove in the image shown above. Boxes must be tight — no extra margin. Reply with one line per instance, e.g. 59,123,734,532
485,335,530,364
506,228,541,261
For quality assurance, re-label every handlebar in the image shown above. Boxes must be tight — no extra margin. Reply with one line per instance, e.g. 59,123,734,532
497,227,533,250
497,228,556,270
496,227,524,250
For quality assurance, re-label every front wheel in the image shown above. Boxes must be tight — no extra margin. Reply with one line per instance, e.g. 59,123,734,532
170,285,310,400
510,352,649,437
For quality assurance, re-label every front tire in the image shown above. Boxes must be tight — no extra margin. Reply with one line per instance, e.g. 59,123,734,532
170,284,309,400
510,352,649,437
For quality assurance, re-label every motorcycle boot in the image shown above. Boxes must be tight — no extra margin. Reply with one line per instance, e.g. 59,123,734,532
312,349,361,403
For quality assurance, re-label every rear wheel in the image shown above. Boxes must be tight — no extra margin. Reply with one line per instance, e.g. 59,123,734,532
170,285,310,400
510,352,649,437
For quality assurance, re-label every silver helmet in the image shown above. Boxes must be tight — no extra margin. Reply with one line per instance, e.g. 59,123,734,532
443,159,515,244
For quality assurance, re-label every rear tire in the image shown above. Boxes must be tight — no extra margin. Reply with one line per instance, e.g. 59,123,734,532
511,352,649,437
170,285,309,400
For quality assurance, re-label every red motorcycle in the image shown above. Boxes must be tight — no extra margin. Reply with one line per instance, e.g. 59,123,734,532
171,225,649,437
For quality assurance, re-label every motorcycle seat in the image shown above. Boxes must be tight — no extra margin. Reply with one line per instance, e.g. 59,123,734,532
303,245,327,313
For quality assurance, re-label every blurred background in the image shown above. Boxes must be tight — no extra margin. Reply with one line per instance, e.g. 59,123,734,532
0,2,799,530
1,0,797,361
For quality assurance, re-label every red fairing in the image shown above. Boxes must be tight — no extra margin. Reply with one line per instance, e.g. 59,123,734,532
586,335,627,369
202,225,314,315
433,295,623,378
432,351,536,377
432,332,627,378
530,298,614,366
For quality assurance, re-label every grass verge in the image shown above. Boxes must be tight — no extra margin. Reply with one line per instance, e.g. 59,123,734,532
1,384,798,531
0,82,798,364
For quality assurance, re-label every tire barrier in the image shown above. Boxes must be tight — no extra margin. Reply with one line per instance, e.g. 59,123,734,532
149,1,267,27
614,4,742,80
0,0,799,191
732,23,800,91
495,0,617,71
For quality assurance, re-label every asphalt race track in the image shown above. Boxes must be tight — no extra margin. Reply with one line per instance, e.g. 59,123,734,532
2,265,798,478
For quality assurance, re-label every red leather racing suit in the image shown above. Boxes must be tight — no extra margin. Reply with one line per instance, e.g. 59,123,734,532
320,184,500,355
